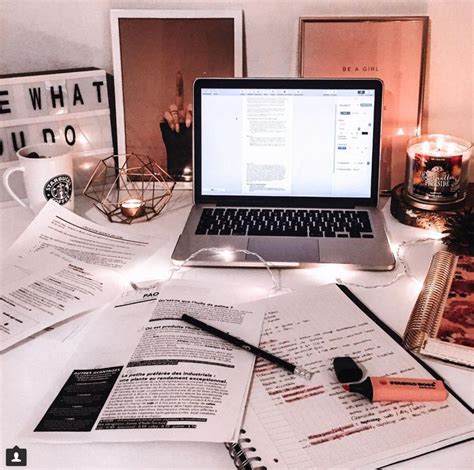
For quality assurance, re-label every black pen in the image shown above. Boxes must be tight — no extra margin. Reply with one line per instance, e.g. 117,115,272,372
181,314,314,380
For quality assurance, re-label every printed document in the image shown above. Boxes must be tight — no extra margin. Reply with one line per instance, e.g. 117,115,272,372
5,200,157,275
0,201,161,349
0,251,123,352
30,281,267,443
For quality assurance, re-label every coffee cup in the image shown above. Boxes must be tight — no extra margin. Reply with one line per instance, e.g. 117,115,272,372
3,143,75,213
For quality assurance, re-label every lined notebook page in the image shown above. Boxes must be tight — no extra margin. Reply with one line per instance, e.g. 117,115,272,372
244,284,472,469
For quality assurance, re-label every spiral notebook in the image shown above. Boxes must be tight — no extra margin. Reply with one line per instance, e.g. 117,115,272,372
224,284,472,469
403,251,473,368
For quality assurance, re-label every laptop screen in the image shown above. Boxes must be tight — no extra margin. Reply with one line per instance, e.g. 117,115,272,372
194,79,382,207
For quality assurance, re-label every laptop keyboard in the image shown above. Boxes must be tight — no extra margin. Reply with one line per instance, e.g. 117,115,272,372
195,208,373,238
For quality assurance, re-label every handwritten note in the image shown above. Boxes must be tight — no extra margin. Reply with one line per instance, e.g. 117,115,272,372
245,285,472,469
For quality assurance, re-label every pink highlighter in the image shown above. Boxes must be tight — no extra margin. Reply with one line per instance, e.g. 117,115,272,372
342,376,448,402
334,357,448,402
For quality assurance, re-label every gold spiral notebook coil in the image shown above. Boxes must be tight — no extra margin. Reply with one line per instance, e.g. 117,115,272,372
403,251,458,351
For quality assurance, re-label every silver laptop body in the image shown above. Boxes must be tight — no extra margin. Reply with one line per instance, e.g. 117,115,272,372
172,78,395,270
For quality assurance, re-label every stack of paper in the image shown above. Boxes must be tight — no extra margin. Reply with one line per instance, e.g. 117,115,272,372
28,280,266,444
0,201,160,352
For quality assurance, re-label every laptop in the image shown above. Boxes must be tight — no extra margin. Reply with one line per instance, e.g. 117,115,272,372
172,78,395,270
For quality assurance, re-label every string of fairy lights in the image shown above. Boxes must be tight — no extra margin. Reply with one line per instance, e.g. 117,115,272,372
130,237,441,293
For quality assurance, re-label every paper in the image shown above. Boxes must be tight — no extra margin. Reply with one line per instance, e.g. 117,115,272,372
30,281,266,443
5,200,157,274
242,285,472,469
0,251,123,352
0,200,161,348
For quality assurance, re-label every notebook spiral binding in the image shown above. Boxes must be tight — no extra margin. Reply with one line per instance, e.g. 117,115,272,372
225,430,267,470
403,251,458,351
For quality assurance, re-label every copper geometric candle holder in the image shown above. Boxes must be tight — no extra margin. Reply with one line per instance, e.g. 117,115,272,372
83,154,175,224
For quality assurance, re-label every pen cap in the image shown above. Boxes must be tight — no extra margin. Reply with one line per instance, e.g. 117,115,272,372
333,357,364,383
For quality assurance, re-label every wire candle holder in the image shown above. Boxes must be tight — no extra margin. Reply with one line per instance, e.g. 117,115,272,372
83,154,175,223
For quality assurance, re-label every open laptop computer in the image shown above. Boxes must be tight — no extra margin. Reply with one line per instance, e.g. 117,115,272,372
172,78,395,270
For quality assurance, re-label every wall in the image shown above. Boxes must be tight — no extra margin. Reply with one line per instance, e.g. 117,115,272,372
1,0,473,182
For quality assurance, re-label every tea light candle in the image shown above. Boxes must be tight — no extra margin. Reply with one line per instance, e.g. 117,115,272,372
405,134,471,205
121,198,145,218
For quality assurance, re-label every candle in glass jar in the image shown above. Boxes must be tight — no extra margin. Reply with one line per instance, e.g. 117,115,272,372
405,134,472,204
120,198,145,218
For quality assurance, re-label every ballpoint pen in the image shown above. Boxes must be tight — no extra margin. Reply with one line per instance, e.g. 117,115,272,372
181,313,314,380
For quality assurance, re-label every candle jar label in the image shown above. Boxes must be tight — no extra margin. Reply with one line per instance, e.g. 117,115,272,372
408,153,463,201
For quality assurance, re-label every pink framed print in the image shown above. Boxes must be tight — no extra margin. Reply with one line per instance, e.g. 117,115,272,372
299,17,429,193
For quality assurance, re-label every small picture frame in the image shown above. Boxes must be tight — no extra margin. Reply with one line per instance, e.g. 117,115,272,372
111,9,243,187
299,17,429,193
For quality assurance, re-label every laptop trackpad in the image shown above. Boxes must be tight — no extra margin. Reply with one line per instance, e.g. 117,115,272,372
246,237,320,263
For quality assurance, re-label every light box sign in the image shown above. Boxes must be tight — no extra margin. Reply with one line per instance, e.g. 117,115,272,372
0,68,114,202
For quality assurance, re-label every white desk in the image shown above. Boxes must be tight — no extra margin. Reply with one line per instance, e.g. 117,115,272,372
1,192,472,469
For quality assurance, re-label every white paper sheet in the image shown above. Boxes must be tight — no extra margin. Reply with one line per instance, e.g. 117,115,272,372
5,200,159,274
29,281,267,444
242,285,473,469
0,251,124,352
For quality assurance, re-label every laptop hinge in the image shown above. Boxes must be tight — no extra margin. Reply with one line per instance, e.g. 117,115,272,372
214,202,357,209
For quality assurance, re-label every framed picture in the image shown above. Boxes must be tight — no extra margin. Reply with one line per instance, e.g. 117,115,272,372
111,9,243,187
299,17,429,193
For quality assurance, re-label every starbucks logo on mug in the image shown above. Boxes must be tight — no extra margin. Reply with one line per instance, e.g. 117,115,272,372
43,174,73,205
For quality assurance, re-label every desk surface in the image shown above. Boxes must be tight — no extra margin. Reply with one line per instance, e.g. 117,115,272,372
1,193,472,469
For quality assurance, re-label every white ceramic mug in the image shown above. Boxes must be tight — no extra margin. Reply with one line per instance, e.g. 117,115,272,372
3,143,75,213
